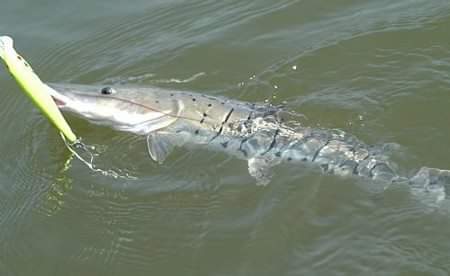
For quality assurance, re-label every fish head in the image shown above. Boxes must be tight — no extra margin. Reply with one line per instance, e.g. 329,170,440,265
49,83,182,134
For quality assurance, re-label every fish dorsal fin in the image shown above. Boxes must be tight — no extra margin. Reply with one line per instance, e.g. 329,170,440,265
146,132,175,164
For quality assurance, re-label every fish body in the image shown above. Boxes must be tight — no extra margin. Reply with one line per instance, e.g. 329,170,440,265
51,83,404,185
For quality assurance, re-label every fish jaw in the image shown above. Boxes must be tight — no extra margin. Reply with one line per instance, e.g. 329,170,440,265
49,87,70,108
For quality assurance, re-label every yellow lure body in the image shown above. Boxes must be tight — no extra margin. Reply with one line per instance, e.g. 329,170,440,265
0,36,77,143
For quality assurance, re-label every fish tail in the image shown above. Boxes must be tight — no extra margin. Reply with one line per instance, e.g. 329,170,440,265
408,167,450,203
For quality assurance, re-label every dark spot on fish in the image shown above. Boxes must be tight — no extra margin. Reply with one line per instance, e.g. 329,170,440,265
155,100,159,104
352,164,359,175
17,55,22,60
200,118,205,124
170,93,174,97
208,103,212,107
195,129,199,135
302,158,307,162
311,140,331,162
275,152,281,157
221,141,229,148
262,128,280,155
221,102,225,105
203,113,207,117
320,164,329,172
210,108,234,141
192,98,196,102
362,154,371,162
247,112,253,121
287,157,292,162
101,87,115,95
224,109,234,122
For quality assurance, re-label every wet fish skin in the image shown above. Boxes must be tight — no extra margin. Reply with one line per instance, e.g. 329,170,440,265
49,82,450,205
50,83,403,185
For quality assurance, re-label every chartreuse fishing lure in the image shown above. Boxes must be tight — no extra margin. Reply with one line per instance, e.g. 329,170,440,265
0,36,77,143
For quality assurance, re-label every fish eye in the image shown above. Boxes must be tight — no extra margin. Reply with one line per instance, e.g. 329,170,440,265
101,87,115,95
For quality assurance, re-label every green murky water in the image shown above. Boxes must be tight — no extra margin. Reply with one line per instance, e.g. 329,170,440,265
2,1,450,275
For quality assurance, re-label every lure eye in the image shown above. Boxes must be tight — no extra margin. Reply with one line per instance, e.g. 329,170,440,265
101,87,115,95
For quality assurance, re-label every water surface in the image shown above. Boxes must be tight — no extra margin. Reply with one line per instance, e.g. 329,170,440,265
1,0,450,275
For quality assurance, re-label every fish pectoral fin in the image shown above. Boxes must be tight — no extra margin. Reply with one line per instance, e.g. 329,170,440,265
146,132,175,164
248,156,275,186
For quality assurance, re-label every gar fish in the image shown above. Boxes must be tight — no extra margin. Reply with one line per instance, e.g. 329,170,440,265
48,83,450,197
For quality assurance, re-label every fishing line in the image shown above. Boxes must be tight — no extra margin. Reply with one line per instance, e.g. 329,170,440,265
60,133,137,180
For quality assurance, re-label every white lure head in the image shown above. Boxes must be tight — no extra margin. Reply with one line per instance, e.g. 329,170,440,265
0,36,14,60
